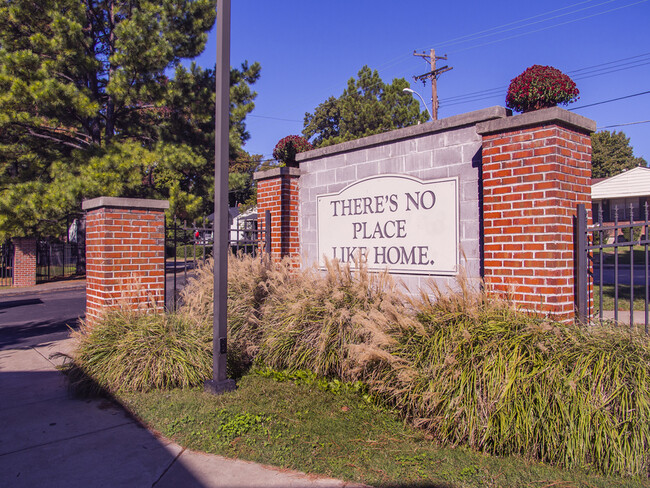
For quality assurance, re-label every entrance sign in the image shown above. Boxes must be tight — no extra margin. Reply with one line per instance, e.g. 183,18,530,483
317,175,459,275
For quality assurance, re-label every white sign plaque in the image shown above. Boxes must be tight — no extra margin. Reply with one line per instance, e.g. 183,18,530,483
317,174,459,275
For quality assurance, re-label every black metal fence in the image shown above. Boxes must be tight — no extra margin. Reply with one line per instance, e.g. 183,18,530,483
1,241,13,287
36,241,86,283
576,202,650,332
166,210,271,311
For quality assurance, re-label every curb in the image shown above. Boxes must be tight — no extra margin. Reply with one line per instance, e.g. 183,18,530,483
0,279,86,298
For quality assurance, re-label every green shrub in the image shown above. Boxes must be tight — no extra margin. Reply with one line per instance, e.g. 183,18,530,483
621,225,643,243
66,311,212,394
592,228,612,246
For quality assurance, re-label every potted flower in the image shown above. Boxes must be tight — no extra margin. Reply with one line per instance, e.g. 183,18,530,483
273,135,313,167
506,65,579,113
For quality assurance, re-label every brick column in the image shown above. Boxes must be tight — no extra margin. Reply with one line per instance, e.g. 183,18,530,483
82,197,169,325
476,107,595,322
254,167,300,263
12,237,37,287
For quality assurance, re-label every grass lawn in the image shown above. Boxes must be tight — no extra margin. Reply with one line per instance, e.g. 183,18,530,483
118,373,648,488
594,284,649,311
593,246,650,266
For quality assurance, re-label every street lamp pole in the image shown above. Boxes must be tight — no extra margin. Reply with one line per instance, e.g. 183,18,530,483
205,0,236,395
403,88,433,121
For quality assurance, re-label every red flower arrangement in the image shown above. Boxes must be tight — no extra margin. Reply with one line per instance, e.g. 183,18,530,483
273,135,313,166
506,65,579,113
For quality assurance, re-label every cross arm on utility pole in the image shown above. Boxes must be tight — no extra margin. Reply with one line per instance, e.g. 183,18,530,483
411,49,453,120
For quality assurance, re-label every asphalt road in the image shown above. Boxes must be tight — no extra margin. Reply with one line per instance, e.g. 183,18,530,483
0,288,85,351
593,264,650,286
0,273,190,351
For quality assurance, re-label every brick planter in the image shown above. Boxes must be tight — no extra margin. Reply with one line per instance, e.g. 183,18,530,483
254,166,300,263
477,107,595,322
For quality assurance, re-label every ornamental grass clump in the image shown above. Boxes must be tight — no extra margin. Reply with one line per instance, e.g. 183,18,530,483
506,65,579,113
254,258,414,378
66,311,212,394
180,254,285,376
67,254,650,477
346,283,650,477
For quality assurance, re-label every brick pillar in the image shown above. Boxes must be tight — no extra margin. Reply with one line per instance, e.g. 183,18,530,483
254,167,300,263
476,107,595,322
82,197,169,325
12,237,37,287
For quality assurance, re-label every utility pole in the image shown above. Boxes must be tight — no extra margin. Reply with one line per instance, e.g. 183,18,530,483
413,49,452,120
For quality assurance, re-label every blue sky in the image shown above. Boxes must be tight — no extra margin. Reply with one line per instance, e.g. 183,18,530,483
190,0,650,164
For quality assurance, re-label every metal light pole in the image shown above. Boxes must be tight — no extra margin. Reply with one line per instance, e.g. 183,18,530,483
205,0,236,395
403,88,433,121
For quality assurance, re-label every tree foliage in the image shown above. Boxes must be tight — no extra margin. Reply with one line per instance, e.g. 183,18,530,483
0,0,261,240
303,66,428,147
591,130,646,178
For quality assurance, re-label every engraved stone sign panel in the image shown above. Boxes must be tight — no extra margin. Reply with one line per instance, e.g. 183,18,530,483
317,174,459,275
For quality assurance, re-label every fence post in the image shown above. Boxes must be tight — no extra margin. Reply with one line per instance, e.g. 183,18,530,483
265,210,271,256
575,203,588,324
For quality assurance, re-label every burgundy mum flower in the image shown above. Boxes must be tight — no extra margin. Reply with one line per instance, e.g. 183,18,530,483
273,135,313,166
506,65,579,113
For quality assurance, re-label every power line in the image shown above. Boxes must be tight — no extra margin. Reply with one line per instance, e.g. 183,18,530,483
248,114,302,123
374,0,618,74
303,0,647,119
598,120,650,129
428,0,621,52
569,90,650,110
449,0,649,54
438,52,650,108
572,59,650,80
570,51,650,73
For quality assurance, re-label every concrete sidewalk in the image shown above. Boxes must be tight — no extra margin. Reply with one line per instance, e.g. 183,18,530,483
0,339,365,487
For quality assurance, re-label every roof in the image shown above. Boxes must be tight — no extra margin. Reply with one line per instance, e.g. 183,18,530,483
591,166,650,200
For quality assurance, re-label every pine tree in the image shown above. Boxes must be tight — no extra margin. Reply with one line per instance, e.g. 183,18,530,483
0,0,261,240
303,66,427,147
591,130,647,178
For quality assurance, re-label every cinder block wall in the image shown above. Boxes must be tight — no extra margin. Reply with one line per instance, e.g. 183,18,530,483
83,197,169,325
256,106,595,322
296,107,509,292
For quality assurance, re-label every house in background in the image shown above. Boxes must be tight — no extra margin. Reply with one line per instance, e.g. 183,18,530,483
591,166,650,223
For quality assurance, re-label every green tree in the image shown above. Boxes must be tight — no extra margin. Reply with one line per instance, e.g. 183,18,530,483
591,130,647,178
0,0,261,240
303,66,428,147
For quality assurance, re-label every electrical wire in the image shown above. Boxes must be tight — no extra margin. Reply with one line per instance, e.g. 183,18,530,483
248,114,303,123
376,0,624,73
438,53,650,108
450,0,648,54
598,120,650,129
301,0,648,116
569,90,650,110
431,0,621,51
